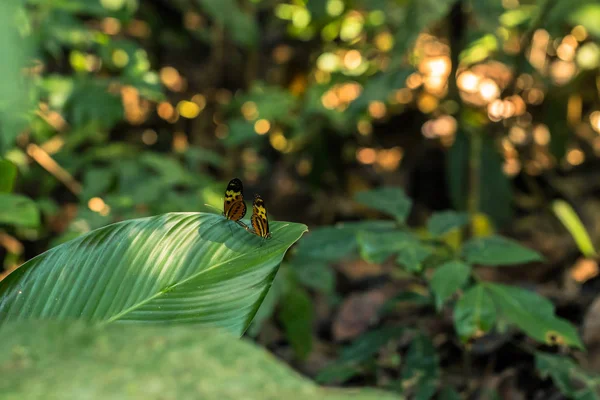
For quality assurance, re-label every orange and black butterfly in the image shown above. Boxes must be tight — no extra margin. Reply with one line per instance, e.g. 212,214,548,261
249,193,271,239
223,178,247,227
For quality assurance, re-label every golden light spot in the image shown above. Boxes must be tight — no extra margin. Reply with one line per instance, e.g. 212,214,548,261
112,49,129,68
343,50,362,70
273,45,293,64
269,130,287,151
557,43,576,62
509,126,527,144
502,0,519,8
215,124,229,139
99,205,111,217
567,94,582,125
172,131,188,152
102,17,121,35
374,31,394,52
127,20,151,38
394,88,413,104
191,94,206,111
590,111,600,133
357,120,372,136
296,159,312,176
321,90,340,109
417,93,438,113
526,88,544,105
254,119,271,135
508,95,526,115
434,115,457,136
315,70,331,84
550,60,576,85
406,73,423,89
215,89,232,105
572,25,588,42
340,12,364,42
356,147,376,164
157,102,175,120
141,129,158,145
177,101,201,119
184,12,203,30
421,56,451,77
317,52,340,72
88,197,106,212
488,100,505,121
577,43,600,70
503,159,521,176
530,29,549,70
566,148,585,165
530,124,550,146
368,101,386,119
571,258,599,283
338,82,362,103
241,101,259,121
160,66,183,92
479,79,500,102
376,147,403,171
457,71,479,93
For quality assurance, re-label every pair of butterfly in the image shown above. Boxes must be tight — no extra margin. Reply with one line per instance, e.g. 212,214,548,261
222,178,271,239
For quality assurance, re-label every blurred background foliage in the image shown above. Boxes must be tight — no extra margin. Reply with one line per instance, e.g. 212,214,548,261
2,0,600,398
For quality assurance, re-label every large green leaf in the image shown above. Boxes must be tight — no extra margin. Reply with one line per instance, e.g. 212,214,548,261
357,231,417,264
0,193,40,228
461,235,543,266
486,283,583,349
0,322,401,400
453,284,496,342
0,213,307,336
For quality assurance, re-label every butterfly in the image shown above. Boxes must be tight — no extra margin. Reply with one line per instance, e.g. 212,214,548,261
223,178,248,226
249,193,271,239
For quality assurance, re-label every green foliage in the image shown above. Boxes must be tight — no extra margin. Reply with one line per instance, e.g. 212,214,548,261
0,159,17,193
535,352,600,400
461,235,544,266
0,194,40,228
279,283,314,359
486,283,584,349
354,187,413,224
0,321,402,400
400,334,440,400
429,260,471,310
427,211,469,237
453,284,496,342
0,213,306,335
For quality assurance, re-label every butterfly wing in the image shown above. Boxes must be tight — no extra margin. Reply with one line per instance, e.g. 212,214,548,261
251,194,271,238
223,178,246,222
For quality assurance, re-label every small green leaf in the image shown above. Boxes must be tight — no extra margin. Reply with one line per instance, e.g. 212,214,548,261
453,284,496,342
427,211,469,237
292,261,336,294
296,226,359,262
340,326,405,363
316,363,361,385
0,193,40,228
395,244,433,273
357,231,416,263
461,235,543,266
354,187,412,223
0,159,17,193
486,283,584,349
569,4,600,39
401,334,439,400
279,283,313,359
439,387,462,400
535,352,600,399
81,168,114,200
430,261,471,310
